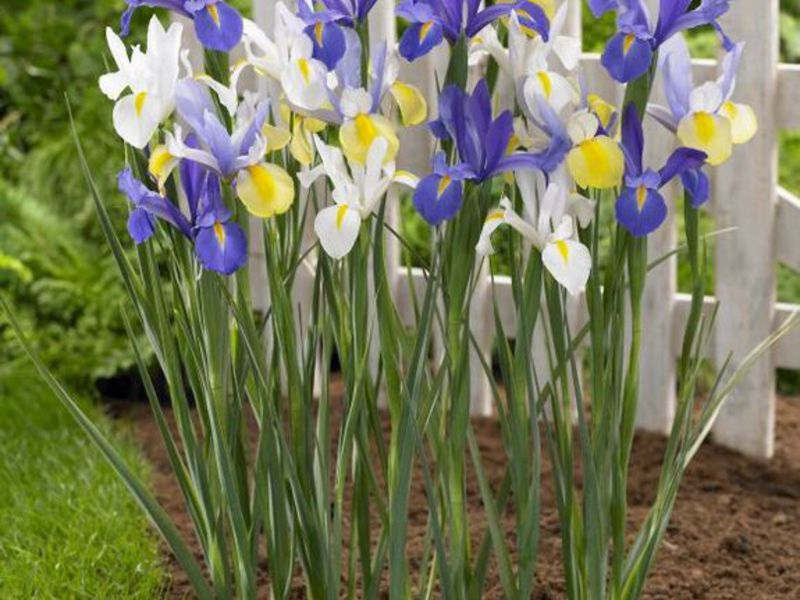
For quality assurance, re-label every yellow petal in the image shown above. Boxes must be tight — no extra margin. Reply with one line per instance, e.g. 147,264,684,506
303,117,327,133
677,111,732,166
566,136,624,190
262,124,292,153
587,94,615,130
289,121,314,166
389,82,428,126
236,163,295,218
148,145,177,190
339,114,399,165
720,101,757,145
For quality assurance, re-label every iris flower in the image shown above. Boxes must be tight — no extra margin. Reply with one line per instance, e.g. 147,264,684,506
615,104,706,237
299,136,418,258
165,79,295,219
240,5,331,113
414,80,568,225
331,43,428,165
563,110,625,191
99,17,183,149
118,159,247,275
477,171,593,296
295,0,380,69
590,0,732,83
396,0,550,62
652,38,757,167
120,0,243,52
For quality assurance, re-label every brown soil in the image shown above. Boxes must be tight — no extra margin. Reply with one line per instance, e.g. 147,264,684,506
118,386,800,599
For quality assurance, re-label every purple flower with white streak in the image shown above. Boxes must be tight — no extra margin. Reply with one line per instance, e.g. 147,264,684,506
120,0,243,52
591,0,733,83
396,0,550,62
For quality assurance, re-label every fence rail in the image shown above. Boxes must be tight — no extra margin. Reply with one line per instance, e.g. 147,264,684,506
242,0,798,459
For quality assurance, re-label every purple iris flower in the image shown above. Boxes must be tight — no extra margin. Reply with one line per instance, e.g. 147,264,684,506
414,80,569,225
396,0,550,62
615,104,706,236
298,0,379,27
172,79,269,179
118,157,247,275
592,0,732,83
121,0,243,52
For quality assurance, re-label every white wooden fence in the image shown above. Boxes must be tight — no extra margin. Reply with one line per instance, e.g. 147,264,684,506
240,0,800,459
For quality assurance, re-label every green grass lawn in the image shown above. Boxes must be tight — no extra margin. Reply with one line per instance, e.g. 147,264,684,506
0,365,166,599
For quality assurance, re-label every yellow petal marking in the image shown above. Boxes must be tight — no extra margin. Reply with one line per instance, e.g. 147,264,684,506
437,176,452,197
556,240,569,262
419,21,434,42
339,114,399,165
297,58,311,84
135,91,147,116
486,210,505,222
677,111,733,166
506,133,520,155
720,101,758,145
208,4,221,27
536,71,553,99
623,34,635,55
213,222,226,246
354,114,376,145
336,205,349,229
636,185,647,211
148,145,175,189
314,22,325,46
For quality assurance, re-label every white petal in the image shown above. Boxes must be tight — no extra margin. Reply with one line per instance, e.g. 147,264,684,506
113,93,160,149
542,239,591,296
567,193,596,228
567,111,600,145
363,137,389,202
538,183,567,234
298,165,327,189
392,170,419,189
281,59,328,112
553,36,581,72
340,88,373,119
314,204,362,259
476,206,509,256
99,72,130,100
312,135,350,191
689,82,724,114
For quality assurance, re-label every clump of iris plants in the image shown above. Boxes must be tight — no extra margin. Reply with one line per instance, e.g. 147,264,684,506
3,1,794,599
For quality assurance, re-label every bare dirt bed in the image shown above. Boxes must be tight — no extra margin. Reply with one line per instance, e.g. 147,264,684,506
116,387,800,599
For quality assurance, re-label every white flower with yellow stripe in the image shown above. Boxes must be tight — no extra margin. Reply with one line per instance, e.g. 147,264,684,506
99,16,183,149
470,6,581,118
477,170,592,296
239,3,332,113
653,38,757,167
299,136,418,259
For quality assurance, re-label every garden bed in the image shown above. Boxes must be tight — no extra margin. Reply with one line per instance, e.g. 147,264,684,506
116,385,800,599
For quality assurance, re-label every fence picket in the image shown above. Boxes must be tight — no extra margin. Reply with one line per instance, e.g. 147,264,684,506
712,1,780,458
